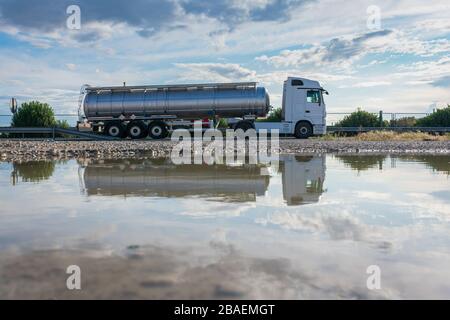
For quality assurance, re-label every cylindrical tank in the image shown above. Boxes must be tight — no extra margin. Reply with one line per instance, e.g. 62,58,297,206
83,85,270,119
81,159,270,202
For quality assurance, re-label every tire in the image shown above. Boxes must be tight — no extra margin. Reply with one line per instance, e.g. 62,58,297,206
294,121,313,139
148,121,168,139
127,121,148,139
234,121,254,132
104,121,126,138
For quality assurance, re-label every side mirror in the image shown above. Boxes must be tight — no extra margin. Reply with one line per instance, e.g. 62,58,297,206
10,98,18,114
324,91,329,95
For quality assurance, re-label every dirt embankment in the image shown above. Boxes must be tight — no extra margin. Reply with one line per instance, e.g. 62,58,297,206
0,139,449,161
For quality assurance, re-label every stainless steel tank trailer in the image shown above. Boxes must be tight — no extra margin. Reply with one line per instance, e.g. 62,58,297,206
77,77,328,139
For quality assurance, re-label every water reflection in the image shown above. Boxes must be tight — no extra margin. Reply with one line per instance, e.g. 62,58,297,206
334,155,386,172
11,161,56,184
280,156,325,205
398,155,450,175
336,154,450,174
80,155,326,206
1,154,450,299
81,159,270,203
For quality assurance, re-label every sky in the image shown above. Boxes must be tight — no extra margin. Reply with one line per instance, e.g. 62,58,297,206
0,0,449,116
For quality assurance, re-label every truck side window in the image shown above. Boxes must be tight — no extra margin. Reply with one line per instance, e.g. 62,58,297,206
292,79,304,86
307,90,320,104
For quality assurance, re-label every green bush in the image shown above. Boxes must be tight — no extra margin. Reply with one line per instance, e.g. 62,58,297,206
258,108,283,122
390,117,417,127
416,105,450,127
55,120,72,138
56,120,70,129
12,101,57,128
216,118,228,128
336,108,382,127
12,161,55,183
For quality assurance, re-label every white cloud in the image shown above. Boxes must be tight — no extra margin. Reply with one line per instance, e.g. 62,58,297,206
340,81,392,88
174,63,257,82
65,63,76,71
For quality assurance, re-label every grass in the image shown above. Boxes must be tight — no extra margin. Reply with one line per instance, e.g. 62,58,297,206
315,133,339,140
314,131,450,141
355,131,449,141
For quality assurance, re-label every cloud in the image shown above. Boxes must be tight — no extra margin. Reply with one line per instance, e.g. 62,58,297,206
256,29,450,70
322,30,393,62
256,30,394,69
65,63,76,71
393,57,450,87
181,0,310,27
432,76,450,88
174,63,257,82
0,0,177,34
339,81,392,88
0,0,310,44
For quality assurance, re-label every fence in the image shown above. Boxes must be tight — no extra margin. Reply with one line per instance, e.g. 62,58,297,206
1,112,432,127
326,112,430,126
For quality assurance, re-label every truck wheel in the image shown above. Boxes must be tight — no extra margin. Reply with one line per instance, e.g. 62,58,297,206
148,121,168,139
295,121,313,139
235,121,254,132
127,121,148,139
104,122,125,138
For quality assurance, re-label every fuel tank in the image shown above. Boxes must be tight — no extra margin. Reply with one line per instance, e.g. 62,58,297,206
82,82,270,119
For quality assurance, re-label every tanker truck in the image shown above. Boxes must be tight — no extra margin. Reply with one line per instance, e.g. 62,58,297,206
79,154,326,206
77,77,327,139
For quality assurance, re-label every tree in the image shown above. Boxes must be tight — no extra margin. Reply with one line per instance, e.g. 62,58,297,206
11,101,57,128
258,107,283,122
416,105,450,127
336,108,382,127
12,161,55,183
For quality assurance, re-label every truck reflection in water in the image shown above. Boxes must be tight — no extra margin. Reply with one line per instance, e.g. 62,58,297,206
280,156,325,205
80,155,326,206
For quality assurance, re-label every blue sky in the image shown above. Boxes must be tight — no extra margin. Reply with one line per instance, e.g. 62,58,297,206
0,0,449,115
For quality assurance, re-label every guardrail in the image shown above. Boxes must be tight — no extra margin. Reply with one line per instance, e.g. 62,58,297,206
327,126,450,133
0,127,118,140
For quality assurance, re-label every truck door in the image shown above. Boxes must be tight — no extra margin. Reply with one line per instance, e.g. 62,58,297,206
286,81,306,122
305,90,325,126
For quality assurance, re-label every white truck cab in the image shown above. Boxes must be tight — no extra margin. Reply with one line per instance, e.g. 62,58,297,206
255,77,327,138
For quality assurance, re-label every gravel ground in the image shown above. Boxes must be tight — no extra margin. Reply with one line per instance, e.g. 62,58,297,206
1,139,450,161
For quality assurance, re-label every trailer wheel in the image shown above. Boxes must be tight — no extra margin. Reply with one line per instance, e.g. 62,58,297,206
148,121,168,139
234,121,254,132
104,121,126,138
294,121,313,139
127,121,148,139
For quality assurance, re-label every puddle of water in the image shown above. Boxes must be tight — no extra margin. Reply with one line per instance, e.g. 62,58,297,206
0,154,449,299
